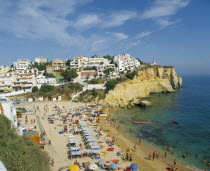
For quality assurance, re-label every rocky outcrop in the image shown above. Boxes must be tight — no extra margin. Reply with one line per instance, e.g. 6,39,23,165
102,66,182,107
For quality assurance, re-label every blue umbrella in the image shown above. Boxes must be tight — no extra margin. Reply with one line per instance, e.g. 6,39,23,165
110,164,118,170
130,163,138,171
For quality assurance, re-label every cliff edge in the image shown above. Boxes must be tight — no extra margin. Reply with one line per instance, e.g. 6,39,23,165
102,66,182,107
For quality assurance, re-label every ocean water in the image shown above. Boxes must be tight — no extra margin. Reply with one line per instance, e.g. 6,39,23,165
112,75,210,170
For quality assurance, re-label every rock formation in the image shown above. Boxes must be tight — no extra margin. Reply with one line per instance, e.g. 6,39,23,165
102,66,182,107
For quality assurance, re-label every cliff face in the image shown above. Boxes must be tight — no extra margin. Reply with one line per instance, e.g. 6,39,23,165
103,66,182,107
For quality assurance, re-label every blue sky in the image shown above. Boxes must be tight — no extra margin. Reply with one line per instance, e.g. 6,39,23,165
0,0,209,75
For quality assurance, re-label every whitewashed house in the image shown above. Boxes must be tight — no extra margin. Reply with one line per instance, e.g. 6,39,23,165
113,54,140,72
13,59,31,70
35,57,48,64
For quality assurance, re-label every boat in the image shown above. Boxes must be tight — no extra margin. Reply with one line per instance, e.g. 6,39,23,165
172,121,179,124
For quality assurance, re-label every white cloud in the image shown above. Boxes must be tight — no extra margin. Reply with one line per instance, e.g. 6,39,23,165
102,11,137,28
108,32,128,40
73,14,100,29
0,0,91,46
156,18,176,28
142,0,189,19
135,31,152,39
142,0,189,27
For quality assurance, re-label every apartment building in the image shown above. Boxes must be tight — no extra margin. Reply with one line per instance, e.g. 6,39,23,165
35,58,48,64
113,54,140,72
13,59,31,70
70,56,89,69
0,73,13,93
12,69,38,92
52,59,66,67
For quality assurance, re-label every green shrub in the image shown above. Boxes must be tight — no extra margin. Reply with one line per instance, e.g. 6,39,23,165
32,86,39,92
89,79,99,84
126,70,138,80
40,84,54,93
0,115,50,171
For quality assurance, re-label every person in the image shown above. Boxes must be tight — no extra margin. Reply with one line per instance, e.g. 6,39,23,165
126,153,129,160
48,140,51,145
51,159,54,166
196,154,199,158
174,159,177,168
172,151,174,155
204,168,208,171
203,160,207,164
165,152,167,159
207,162,210,166
182,153,186,158
152,152,155,160
134,144,136,152
175,168,178,171
129,154,132,161
139,139,141,144
149,153,152,160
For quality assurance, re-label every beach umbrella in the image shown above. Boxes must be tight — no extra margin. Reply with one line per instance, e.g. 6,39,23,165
70,165,79,171
129,164,138,171
88,164,98,170
110,164,118,170
98,159,106,165
124,168,132,171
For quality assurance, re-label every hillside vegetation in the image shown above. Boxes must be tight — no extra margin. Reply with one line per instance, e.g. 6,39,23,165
0,115,50,171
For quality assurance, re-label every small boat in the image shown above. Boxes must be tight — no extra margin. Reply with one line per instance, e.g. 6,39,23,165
172,121,179,124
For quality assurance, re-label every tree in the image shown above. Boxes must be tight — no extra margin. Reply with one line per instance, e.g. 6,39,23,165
66,59,71,67
61,69,78,82
86,75,89,82
32,86,39,92
103,68,114,76
40,84,54,93
103,55,112,60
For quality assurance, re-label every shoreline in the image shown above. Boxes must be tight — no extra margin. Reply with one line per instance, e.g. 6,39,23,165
99,107,202,171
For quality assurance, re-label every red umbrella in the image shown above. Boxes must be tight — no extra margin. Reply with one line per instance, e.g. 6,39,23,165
124,168,132,171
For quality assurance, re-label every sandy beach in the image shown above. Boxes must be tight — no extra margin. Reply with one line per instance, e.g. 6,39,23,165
16,101,202,171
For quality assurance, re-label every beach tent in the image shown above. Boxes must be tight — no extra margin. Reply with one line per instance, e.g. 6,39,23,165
87,138,96,142
90,145,100,150
69,139,78,144
91,149,101,154
89,142,98,146
70,165,79,171
70,146,80,151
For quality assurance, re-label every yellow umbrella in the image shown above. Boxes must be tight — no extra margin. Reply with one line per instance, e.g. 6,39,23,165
69,165,79,171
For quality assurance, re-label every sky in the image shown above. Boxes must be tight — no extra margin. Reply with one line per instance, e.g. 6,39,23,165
0,0,209,75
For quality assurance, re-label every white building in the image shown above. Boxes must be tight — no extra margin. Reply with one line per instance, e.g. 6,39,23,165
0,66,10,74
0,97,17,127
35,57,48,64
13,59,31,70
113,54,140,72
70,56,89,69
0,73,13,93
36,75,56,86
12,69,38,92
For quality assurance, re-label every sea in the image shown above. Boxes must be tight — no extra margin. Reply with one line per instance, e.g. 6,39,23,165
112,75,210,170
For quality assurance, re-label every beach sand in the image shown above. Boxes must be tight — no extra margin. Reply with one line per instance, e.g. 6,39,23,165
17,101,201,171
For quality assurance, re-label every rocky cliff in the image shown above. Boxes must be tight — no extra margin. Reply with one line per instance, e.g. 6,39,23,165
102,66,182,107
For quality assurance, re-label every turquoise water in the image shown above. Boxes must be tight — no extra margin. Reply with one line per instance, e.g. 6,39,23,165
112,75,210,170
